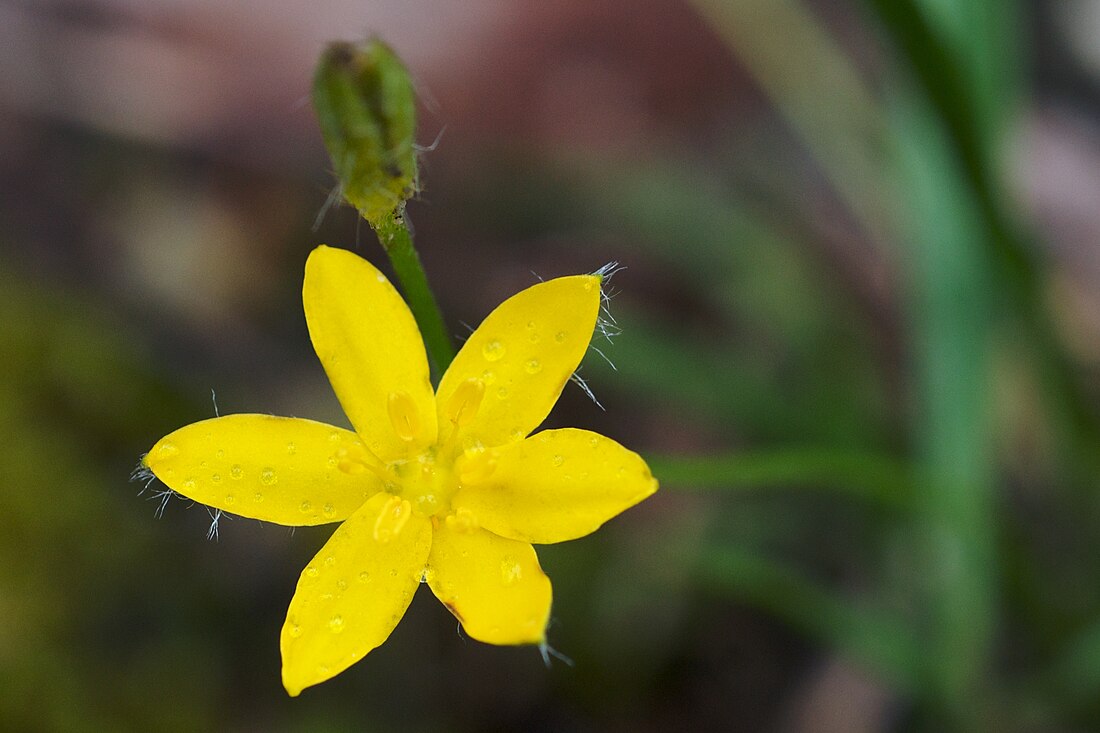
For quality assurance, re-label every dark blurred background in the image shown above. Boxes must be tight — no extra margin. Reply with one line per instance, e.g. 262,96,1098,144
6,0,1100,730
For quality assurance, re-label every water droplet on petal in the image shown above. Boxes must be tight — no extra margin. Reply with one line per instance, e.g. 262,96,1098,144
230,464,243,480
286,442,297,455
322,503,336,518
300,500,313,514
183,478,196,491
501,554,521,581
555,331,567,343
589,436,599,447
525,359,542,374
324,555,336,567
211,473,222,483
215,449,225,459
482,339,505,361
328,431,341,442
358,571,371,583
336,578,348,591
496,386,509,399
157,442,178,457
305,566,319,578
260,468,278,485
552,455,565,467
224,494,236,505
253,493,264,503
481,369,496,385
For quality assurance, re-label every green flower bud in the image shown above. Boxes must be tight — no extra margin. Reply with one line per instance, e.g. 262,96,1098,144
312,39,418,226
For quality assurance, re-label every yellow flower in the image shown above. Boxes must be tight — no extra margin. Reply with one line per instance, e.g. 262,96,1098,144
143,245,657,696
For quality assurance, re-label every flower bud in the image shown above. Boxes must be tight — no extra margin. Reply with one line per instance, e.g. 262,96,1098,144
312,39,417,226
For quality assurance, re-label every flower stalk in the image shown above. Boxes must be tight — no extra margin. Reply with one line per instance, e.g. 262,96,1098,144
312,39,454,373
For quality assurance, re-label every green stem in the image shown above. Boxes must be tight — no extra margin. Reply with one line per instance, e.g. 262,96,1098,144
647,449,913,509
372,213,455,374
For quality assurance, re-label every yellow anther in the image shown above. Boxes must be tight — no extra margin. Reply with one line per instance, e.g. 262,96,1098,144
456,442,498,485
387,391,421,442
373,495,412,543
444,507,479,534
443,378,485,429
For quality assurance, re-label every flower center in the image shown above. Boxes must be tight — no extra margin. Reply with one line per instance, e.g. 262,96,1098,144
378,377,495,518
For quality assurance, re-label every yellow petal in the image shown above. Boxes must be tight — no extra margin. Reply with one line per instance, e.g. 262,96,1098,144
304,245,437,460
453,428,657,544
281,492,432,696
145,415,381,525
435,275,600,448
426,524,550,645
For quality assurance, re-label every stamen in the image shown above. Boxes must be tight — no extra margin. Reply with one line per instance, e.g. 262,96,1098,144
387,391,422,442
373,495,412,543
444,507,479,534
444,378,485,429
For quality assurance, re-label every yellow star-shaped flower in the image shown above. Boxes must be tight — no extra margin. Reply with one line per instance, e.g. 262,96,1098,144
143,245,657,695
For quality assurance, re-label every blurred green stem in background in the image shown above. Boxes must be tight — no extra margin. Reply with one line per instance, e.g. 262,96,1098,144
688,0,892,244
313,39,455,374
649,450,913,510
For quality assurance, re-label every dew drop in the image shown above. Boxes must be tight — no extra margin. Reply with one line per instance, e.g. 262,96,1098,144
224,494,236,505
589,436,600,447
211,473,222,483
358,571,371,583
260,467,278,486
157,442,178,457
390,569,399,578
200,460,208,468
501,556,522,585
336,578,348,591
183,478,196,491
552,455,565,467
526,320,536,330
229,464,243,480
481,369,496,385
416,493,440,515
322,503,336,518
375,272,387,283
328,431,341,442
253,493,264,503
300,500,313,514
215,449,225,459
286,442,297,455
525,359,542,374
305,565,319,578
482,339,505,362
497,386,509,399
324,555,336,567
555,331,567,343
